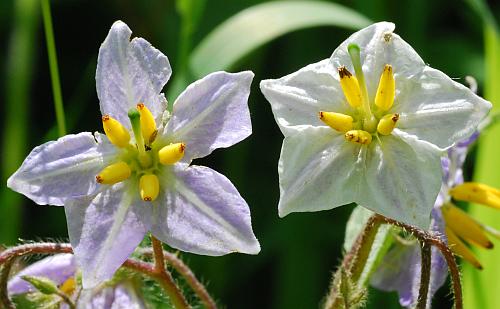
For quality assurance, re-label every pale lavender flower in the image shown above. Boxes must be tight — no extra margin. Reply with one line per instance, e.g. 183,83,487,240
7,21,260,288
8,254,147,309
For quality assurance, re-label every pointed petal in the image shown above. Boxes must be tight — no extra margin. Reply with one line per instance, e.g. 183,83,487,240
359,132,443,228
65,183,151,288
165,71,253,161
8,254,76,295
260,59,346,136
7,132,116,206
151,164,260,255
96,21,171,125
396,67,491,149
278,126,363,217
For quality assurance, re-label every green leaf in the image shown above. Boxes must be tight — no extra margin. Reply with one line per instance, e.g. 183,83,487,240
189,0,371,77
21,276,59,295
344,206,393,286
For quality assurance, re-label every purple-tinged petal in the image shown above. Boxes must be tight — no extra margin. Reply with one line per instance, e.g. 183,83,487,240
77,283,146,309
8,254,76,295
7,132,116,206
96,21,171,125
164,71,253,162
151,164,260,255
65,183,151,288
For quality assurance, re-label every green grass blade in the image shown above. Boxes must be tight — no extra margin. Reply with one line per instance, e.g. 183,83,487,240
463,19,500,309
0,0,39,244
41,0,66,136
189,0,371,78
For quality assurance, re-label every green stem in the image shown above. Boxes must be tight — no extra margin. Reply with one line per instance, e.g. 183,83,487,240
41,0,66,136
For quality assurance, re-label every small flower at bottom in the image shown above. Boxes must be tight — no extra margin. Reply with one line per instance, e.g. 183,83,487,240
7,20,260,288
260,22,491,228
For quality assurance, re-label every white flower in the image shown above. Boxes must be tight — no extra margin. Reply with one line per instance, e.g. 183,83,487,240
260,22,491,228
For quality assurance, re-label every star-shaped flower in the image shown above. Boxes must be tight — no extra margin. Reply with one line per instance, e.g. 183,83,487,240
7,21,260,288
260,22,491,228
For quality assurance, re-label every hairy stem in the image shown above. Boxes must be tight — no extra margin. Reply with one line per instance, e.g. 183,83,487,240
416,242,431,309
376,215,463,309
0,259,15,309
138,248,217,309
150,235,190,309
324,214,382,309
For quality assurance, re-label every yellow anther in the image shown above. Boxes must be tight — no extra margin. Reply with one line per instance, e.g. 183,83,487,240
377,113,399,135
445,227,483,270
158,143,185,165
374,64,395,111
319,111,353,133
96,161,131,185
450,182,500,209
59,277,76,295
344,130,372,145
140,174,159,202
136,103,157,144
442,203,493,249
102,115,130,148
338,66,363,108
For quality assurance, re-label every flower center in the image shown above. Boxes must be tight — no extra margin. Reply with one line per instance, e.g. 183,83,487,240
319,44,399,145
96,103,185,202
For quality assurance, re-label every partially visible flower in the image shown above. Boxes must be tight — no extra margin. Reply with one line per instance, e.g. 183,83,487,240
8,254,146,309
371,132,500,307
260,22,491,228
7,21,260,288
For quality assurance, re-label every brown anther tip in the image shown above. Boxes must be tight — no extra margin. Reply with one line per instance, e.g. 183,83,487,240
319,111,325,119
338,66,351,78
486,242,494,249
476,264,484,270
385,64,393,72
102,115,110,122
392,113,400,122
180,143,186,152
143,197,152,202
136,103,145,110
96,175,103,184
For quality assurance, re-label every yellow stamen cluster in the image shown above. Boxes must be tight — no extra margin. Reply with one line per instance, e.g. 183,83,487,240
59,277,76,295
443,182,500,269
320,54,398,145
97,103,186,203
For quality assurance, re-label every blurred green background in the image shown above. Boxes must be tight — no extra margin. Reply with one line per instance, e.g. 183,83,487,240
0,0,499,308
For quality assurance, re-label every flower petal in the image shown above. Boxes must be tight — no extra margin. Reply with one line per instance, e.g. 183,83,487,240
96,20,171,125
396,67,491,149
278,126,363,217
77,284,146,309
65,183,151,288
164,71,253,161
8,254,76,295
260,59,346,136
7,132,116,206
151,164,260,255
358,132,443,228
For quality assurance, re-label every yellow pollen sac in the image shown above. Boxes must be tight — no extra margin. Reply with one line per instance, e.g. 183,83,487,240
345,130,372,145
96,161,131,185
450,182,500,209
445,227,483,270
102,115,130,148
136,103,157,144
59,277,76,295
159,143,186,165
140,174,159,202
377,113,399,135
338,66,363,108
319,111,353,133
374,64,395,111
442,204,493,249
